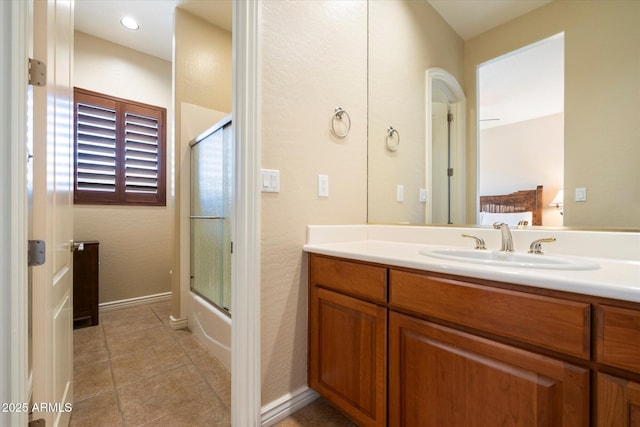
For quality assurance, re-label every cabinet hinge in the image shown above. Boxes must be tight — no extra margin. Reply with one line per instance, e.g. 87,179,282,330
28,58,46,87
447,168,454,177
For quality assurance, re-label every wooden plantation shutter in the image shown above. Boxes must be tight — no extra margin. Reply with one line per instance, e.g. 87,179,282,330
75,93,118,199
73,88,166,206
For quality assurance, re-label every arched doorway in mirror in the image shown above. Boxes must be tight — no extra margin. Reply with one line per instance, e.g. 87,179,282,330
426,68,466,224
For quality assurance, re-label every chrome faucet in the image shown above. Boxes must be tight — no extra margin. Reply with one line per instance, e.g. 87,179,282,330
493,222,514,252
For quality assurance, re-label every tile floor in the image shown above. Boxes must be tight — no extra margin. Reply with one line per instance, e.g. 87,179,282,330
71,300,355,427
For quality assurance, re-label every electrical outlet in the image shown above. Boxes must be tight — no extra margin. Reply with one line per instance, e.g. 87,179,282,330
575,187,587,202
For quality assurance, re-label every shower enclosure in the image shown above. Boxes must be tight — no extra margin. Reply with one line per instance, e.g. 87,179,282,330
190,115,233,316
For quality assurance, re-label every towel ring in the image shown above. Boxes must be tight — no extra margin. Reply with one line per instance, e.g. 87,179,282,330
331,107,351,138
385,126,400,151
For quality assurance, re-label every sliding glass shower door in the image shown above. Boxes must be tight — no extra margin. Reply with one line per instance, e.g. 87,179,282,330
190,117,233,315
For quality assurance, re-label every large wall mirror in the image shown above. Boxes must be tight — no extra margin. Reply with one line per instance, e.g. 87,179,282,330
368,0,640,229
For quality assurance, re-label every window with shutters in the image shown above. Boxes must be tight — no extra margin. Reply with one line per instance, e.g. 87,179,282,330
73,88,166,206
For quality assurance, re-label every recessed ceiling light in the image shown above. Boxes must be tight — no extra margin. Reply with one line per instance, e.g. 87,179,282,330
120,17,139,30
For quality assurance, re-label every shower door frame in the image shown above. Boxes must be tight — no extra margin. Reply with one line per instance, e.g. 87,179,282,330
190,115,233,317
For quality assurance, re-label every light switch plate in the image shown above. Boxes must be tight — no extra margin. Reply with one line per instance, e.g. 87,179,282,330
318,174,329,197
261,169,280,193
575,187,587,202
419,188,427,203
397,185,404,202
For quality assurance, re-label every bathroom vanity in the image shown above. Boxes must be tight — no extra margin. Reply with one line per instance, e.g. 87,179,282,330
305,225,640,426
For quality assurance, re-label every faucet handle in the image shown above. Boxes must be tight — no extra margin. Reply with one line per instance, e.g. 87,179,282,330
462,234,486,250
528,237,557,254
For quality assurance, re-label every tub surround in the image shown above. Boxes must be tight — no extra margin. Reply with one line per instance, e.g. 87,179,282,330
304,225,640,303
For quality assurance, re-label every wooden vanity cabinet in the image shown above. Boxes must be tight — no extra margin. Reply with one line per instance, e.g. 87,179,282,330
597,373,640,427
308,255,387,427
596,305,640,426
389,311,589,427
388,269,590,427
307,253,640,427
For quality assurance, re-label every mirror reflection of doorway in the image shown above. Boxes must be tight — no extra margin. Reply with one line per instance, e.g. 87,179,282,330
478,33,564,226
431,89,452,224
426,68,466,225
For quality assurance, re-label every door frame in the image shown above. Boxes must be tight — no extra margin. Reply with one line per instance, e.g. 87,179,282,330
232,0,262,425
1,0,30,426
5,1,265,426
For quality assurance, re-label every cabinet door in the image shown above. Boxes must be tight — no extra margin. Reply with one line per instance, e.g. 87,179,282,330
73,242,99,325
389,311,589,427
597,373,640,426
309,287,387,427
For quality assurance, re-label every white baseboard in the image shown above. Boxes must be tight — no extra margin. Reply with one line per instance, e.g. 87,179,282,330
261,386,320,426
98,292,171,312
169,314,188,330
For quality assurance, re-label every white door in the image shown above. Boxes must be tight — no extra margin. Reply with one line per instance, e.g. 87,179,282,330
31,1,74,426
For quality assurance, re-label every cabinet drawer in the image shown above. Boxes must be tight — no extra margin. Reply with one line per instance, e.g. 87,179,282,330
389,269,591,359
311,255,387,303
597,305,640,373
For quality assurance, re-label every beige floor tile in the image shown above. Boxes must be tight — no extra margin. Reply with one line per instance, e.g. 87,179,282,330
139,399,230,427
117,365,227,427
101,306,163,337
74,325,109,367
70,390,122,427
74,360,115,403
110,340,190,388
105,325,174,358
148,301,172,326
191,353,231,409
170,328,215,363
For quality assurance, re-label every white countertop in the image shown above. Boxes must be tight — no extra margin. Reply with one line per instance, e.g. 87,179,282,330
303,225,640,303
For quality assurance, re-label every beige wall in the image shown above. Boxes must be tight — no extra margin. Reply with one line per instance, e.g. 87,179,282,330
73,32,173,303
260,0,368,404
173,8,232,319
479,113,564,226
368,0,464,224
465,0,640,228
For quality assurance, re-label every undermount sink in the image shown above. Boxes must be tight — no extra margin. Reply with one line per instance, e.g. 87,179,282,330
420,248,600,271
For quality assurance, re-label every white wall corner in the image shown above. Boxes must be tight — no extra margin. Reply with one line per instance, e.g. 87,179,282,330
260,386,320,427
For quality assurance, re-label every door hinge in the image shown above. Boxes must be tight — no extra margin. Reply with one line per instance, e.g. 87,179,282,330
447,113,453,123
28,240,46,266
447,168,454,177
230,241,234,254
28,58,46,87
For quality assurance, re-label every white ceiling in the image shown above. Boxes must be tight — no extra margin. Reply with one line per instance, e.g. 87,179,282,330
427,0,552,41
74,0,231,62
74,0,560,128
479,34,564,128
